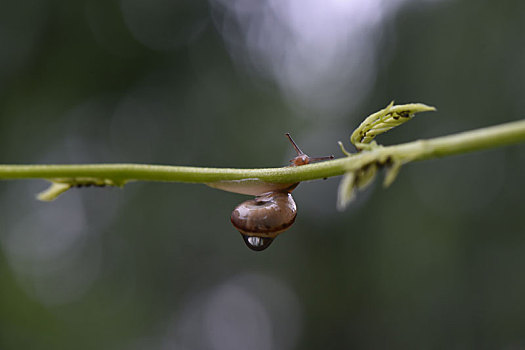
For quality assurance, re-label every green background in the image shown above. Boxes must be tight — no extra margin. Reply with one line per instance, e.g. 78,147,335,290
1,0,525,349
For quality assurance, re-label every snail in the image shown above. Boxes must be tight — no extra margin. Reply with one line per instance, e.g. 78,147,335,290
230,133,334,251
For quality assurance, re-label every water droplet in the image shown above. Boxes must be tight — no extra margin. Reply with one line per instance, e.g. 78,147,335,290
242,235,273,251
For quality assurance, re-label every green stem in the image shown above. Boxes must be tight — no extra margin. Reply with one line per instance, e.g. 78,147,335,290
0,119,524,185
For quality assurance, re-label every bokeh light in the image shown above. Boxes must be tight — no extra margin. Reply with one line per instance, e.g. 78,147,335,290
210,0,432,116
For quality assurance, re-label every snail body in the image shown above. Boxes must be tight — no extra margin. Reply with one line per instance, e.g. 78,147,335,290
206,179,295,196
231,133,333,251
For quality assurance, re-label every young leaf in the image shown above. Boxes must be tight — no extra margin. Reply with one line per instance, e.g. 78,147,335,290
350,102,436,149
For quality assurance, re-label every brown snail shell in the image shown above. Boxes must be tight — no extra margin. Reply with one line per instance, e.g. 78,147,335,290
231,191,297,251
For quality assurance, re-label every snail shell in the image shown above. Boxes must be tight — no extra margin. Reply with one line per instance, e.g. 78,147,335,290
231,190,297,251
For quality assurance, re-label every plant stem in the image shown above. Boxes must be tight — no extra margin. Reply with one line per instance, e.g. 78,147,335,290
0,119,524,186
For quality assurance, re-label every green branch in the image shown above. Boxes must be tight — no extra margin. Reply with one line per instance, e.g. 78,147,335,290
0,103,524,205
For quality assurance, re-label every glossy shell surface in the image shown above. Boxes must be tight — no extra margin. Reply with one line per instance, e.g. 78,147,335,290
230,192,297,238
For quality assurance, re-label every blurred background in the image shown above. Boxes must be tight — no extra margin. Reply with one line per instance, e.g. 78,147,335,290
0,0,525,348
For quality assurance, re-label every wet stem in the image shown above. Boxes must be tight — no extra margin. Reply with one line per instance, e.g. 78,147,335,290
0,118,525,201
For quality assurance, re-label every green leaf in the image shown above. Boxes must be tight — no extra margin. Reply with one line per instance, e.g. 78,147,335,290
37,182,72,201
337,172,356,211
350,101,436,149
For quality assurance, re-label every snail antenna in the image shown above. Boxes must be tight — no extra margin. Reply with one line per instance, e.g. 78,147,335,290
285,133,304,155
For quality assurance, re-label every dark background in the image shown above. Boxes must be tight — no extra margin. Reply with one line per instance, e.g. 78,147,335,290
1,0,525,349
